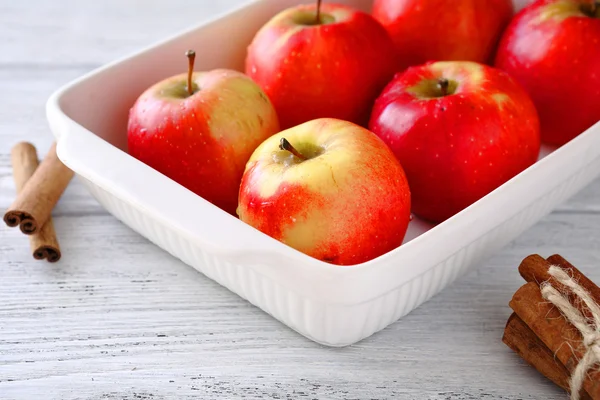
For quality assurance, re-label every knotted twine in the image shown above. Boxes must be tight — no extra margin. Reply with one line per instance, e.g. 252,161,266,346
541,266,600,400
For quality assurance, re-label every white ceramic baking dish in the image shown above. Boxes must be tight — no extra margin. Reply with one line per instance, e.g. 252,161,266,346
46,0,600,346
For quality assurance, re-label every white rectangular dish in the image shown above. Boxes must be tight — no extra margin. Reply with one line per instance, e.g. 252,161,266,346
46,0,600,346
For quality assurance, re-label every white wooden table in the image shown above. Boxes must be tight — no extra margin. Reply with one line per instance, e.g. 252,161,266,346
1,1,599,399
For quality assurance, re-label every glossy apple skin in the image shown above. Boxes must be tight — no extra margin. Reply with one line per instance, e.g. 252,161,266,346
245,3,397,130
237,118,411,266
495,0,600,146
369,61,540,223
127,69,279,215
373,0,513,70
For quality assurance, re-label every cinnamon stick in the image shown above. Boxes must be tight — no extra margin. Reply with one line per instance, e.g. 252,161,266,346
8,142,61,262
525,255,600,398
30,218,61,262
510,282,600,398
503,313,580,395
519,254,600,311
11,142,38,190
547,254,600,298
3,142,73,235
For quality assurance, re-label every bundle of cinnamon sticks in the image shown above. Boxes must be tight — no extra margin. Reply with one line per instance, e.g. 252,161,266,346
504,254,600,400
3,142,73,262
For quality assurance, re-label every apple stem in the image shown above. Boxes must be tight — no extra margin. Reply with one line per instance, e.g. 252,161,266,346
279,138,306,161
185,50,196,96
582,0,600,16
316,0,322,24
438,79,450,96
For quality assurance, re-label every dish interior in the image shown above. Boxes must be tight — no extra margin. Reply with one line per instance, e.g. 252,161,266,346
55,0,552,248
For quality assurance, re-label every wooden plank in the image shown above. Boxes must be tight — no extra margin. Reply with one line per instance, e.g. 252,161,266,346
2,212,598,399
0,0,248,66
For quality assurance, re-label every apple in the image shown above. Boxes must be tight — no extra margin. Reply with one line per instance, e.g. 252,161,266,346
127,50,280,215
369,61,540,223
237,118,411,266
372,0,514,70
495,0,600,146
245,0,397,130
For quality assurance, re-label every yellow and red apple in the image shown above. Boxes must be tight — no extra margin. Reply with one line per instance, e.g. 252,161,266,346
127,51,279,215
237,118,411,266
245,2,397,129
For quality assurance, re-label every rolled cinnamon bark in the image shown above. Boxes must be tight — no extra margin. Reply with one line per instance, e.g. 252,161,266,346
7,142,61,262
11,142,38,191
3,142,73,235
519,254,600,310
503,313,578,395
511,256,600,399
30,218,61,262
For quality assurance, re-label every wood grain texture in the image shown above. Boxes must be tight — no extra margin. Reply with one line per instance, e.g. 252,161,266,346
1,1,600,399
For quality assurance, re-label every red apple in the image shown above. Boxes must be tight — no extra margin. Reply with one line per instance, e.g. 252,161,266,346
495,0,600,146
128,51,279,215
237,118,411,266
369,61,540,223
372,0,514,70
245,1,397,130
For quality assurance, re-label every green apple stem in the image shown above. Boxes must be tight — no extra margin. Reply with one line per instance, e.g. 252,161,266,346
279,138,306,161
438,79,450,96
316,0,322,24
185,50,196,96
